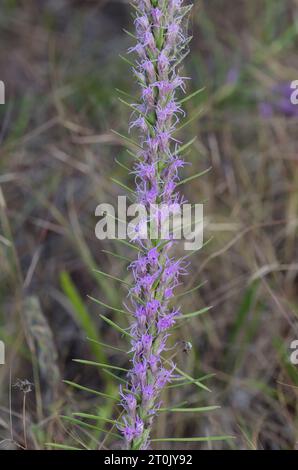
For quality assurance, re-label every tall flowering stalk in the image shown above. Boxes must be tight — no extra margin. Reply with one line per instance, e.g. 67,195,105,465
119,0,193,450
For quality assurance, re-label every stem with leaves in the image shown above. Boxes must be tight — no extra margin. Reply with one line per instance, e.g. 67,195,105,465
119,0,193,450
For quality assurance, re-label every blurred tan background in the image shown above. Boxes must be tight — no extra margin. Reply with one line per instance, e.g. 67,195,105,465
0,0,297,449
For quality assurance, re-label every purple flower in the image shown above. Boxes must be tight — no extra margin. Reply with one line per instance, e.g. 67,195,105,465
155,367,173,389
158,51,170,75
142,384,154,401
135,415,144,438
147,247,159,266
145,299,160,317
259,82,298,119
226,67,239,85
164,287,173,299
119,0,193,450
166,22,181,46
151,8,163,26
142,59,156,81
157,310,180,333
120,388,137,414
123,425,136,442
148,354,159,373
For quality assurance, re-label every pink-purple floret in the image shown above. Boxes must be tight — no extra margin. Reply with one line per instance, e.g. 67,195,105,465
119,0,192,449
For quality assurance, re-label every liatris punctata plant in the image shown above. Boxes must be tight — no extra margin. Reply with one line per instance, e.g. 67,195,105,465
63,0,231,453
119,0,194,449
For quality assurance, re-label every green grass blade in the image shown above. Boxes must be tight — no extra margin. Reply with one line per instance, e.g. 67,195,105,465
172,364,211,392
113,237,143,252
115,157,131,172
159,405,220,413
45,443,82,450
177,136,197,154
101,250,131,263
110,177,134,194
176,107,203,132
87,337,126,354
99,314,132,338
166,374,215,389
152,435,234,443
72,413,117,425
59,271,107,364
111,129,142,149
180,306,212,320
175,281,207,298
61,416,119,438
63,380,118,400
103,368,127,384
73,359,128,372
93,269,131,287
88,295,129,315
176,167,212,187
119,54,135,68
178,87,205,105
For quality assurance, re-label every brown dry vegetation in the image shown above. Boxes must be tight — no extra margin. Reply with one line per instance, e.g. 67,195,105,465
0,0,297,450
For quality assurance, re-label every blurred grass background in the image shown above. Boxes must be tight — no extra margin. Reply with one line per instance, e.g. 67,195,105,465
0,0,298,450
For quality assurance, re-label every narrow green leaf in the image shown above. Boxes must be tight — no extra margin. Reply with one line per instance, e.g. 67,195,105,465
113,237,142,252
184,236,213,259
175,281,207,298
180,306,212,320
115,157,131,172
172,363,211,392
115,88,134,100
176,167,212,187
118,97,155,128
126,149,138,159
177,136,197,155
176,107,203,132
129,1,141,14
152,435,234,443
111,129,142,149
178,87,205,105
45,443,82,450
159,405,220,413
73,359,128,372
103,368,127,384
123,28,137,40
87,337,126,354
63,380,118,400
99,314,132,338
93,269,131,287
73,413,117,425
119,54,134,68
87,295,129,315
166,374,215,389
61,416,119,438
101,250,131,263
228,280,259,344
172,49,190,70
110,177,134,194
59,271,107,365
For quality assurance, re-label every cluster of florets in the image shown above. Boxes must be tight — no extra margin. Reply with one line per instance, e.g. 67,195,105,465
119,0,192,449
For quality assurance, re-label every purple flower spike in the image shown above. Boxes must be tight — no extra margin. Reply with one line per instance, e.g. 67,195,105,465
119,0,193,450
